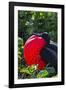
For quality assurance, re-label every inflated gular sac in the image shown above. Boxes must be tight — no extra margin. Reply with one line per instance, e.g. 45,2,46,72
23,35,47,70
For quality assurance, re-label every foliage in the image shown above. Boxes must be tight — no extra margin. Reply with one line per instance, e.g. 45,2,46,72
18,37,57,79
18,11,57,43
37,70,49,78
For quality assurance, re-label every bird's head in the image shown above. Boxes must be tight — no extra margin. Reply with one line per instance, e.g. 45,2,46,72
31,32,50,44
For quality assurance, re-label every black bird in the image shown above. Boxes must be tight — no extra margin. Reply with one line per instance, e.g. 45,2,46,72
31,32,57,73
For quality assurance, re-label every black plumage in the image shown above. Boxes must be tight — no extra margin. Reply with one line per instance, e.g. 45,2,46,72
31,32,57,73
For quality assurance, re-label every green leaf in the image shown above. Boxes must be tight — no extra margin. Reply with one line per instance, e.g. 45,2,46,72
20,67,31,75
18,51,22,55
18,55,22,60
20,65,37,76
18,37,23,46
37,70,49,78
28,65,37,73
